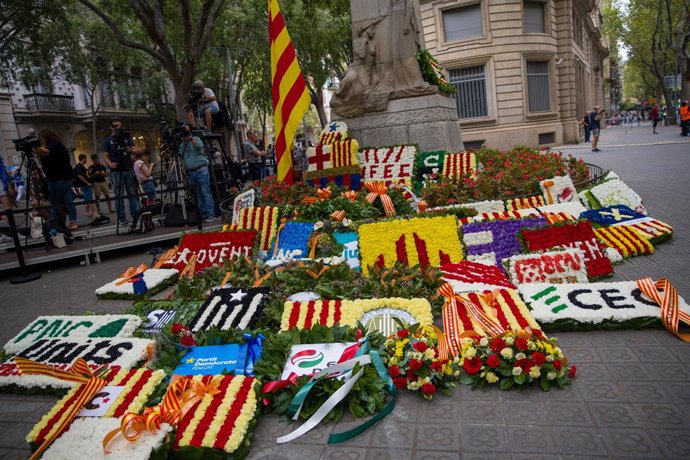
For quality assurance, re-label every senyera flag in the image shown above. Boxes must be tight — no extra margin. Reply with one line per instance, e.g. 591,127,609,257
269,0,311,184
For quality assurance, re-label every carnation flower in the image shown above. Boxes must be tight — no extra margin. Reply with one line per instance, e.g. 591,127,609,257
486,372,499,383
479,337,489,347
554,360,562,371
406,370,416,380
463,357,482,375
489,338,506,353
413,341,427,352
424,348,437,360
408,381,420,391
512,366,523,376
531,351,546,366
421,382,437,395
464,346,477,359
568,365,577,378
486,354,501,369
505,336,515,346
180,333,195,346
529,366,541,378
515,337,528,350
516,358,532,372
515,352,526,360
409,359,423,370
394,377,407,389
171,323,184,334
388,365,400,378
430,360,443,372
547,371,557,380
501,348,514,359
397,329,410,339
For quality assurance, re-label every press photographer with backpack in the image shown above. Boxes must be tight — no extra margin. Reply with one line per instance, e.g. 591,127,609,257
36,129,78,231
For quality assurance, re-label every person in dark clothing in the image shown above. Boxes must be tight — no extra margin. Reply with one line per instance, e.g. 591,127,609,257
73,154,99,219
102,117,139,225
582,112,591,143
36,128,78,230
88,153,113,214
242,130,266,182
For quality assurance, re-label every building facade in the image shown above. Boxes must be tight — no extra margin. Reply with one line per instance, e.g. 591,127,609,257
419,0,608,150
1,71,162,168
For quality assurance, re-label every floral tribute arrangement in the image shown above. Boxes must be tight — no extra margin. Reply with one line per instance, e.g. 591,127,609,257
172,374,260,456
537,201,587,218
584,178,646,214
224,206,279,252
611,217,674,244
280,299,344,331
456,289,543,335
305,122,361,189
267,221,315,264
0,337,154,389
414,150,448,182
169,231,256,273
506,195,545,211
95,266,178,300
461,216,548,265
27,367,166,453
358,215,463,274
580,204,645,227
457,209,539,225
594,226,654,258
518,281,690,331
539,175,581,205
505,249,588,284
440,260,516,293
383,324,462,399
522,221,614,278
4,314,142,355
188,287,270,332
458,330,575,391
341,297,434,336
358,145,417,186
442,151,477,180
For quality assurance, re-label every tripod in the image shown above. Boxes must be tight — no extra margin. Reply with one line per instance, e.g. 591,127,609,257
111,141,143,236
16,149,49,250
158,148,193,225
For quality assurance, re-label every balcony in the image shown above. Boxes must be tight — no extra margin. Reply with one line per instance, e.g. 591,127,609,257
24,93,76,112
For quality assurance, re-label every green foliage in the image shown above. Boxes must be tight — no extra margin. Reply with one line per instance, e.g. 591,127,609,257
416,49,456,95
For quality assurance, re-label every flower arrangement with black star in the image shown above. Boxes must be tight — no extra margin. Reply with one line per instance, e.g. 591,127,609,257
382,324,462,400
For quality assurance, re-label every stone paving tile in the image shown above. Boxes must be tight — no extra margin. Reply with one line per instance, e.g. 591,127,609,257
573,362,611,382
461,425,507,453
551,426,609,456
648,428,690,459
370,421,416,449
412,450,461,460
365,448,413,460
461,400,503,425
600,427,662,458
505,425,558,454
634,403,690,429
249,442,325,459
544,401,594,426
587,402,643,427
415,423,460,451
322,445,368,460
607,362,654,381
621,382,671,402
580,382,627,402
501,401,547,425
414,396,459,424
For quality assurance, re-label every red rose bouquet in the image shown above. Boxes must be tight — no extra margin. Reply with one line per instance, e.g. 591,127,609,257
383,324,462,400
458,329,576,391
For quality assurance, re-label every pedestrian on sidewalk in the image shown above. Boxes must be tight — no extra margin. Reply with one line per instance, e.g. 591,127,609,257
652,104,660,134
680,101,690,137
590,105,603,152
73,154,99,220
582,112,591,143
88,154,113,214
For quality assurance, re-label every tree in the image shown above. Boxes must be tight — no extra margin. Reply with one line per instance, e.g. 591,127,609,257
77,0,229,119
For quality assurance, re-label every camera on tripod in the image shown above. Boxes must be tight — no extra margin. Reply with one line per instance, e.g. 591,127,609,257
112,126,133,146
12,136,40,156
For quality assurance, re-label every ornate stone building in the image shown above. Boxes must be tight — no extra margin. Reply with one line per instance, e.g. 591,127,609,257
419,0,608,150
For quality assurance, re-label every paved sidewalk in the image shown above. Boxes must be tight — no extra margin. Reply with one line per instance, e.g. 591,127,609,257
0,128,689,459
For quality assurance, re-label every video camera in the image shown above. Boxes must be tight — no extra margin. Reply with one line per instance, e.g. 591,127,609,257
112,126,133,146
159,116,191,156
12,136,40,156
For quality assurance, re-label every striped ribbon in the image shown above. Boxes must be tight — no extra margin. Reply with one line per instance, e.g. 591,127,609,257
103,375,224,452
178,255,197,279
437,283,469,358
302,187,332,204
153,247,178,269
115,264,148,286
331,210,346,222
417,200,428,213
364,182,396,217
341,191,358,201
15,357,109,460
637,278,690,341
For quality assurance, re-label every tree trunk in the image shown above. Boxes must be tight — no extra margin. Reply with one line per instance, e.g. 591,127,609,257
90,90,98,154
312,89,327,128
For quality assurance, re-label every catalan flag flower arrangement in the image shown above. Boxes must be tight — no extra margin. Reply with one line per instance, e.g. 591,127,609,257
594,226,654,258
442,151,477,180
224,206,279,252
506,195,545,211
280,299,345,331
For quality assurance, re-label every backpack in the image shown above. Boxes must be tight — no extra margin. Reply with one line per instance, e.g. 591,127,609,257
130,211,154,234
43,217,74,248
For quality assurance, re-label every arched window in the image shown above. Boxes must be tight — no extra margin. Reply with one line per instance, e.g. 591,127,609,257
73,131,93,165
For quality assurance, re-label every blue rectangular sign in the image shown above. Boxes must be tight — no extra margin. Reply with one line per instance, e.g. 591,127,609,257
173,344,247,376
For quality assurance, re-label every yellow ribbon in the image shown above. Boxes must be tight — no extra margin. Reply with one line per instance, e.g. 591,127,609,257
16,357,109,460
115,264,148,286
417,200,428,213
364,182,396,217
178,254,197,279
637,277,690,341
542,180,555,204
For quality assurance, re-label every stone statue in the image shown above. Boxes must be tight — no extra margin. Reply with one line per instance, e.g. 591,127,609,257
331,0,437,117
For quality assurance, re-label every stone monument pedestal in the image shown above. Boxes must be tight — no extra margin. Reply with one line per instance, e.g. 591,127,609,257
333,93,464,152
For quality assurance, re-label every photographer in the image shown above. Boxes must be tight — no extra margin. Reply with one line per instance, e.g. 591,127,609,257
187,80,219,131
103,117,139,225
36,129,78,230
178,125,216,222
590,106,604,152
242,130,266,181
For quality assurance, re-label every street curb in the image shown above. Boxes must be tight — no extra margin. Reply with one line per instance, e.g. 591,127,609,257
554,139,690,150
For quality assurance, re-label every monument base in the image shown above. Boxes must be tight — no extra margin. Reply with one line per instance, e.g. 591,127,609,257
332,93,464,152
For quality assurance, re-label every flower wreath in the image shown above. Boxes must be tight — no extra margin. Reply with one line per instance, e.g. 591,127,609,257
339,297,434,331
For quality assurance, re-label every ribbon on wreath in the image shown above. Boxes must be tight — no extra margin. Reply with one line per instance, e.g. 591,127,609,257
437,283,474,359
331,210,346,222
541,180,556,205
15,357,110,460
417,200,428,213
115,264,148,286
276,336,395,444
178,254,197,279
103,374,224,453
341,190,358,201
302,187,332,204
153,247,178,268
364,182,396,216
271,218,289,258
637,277,690,341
